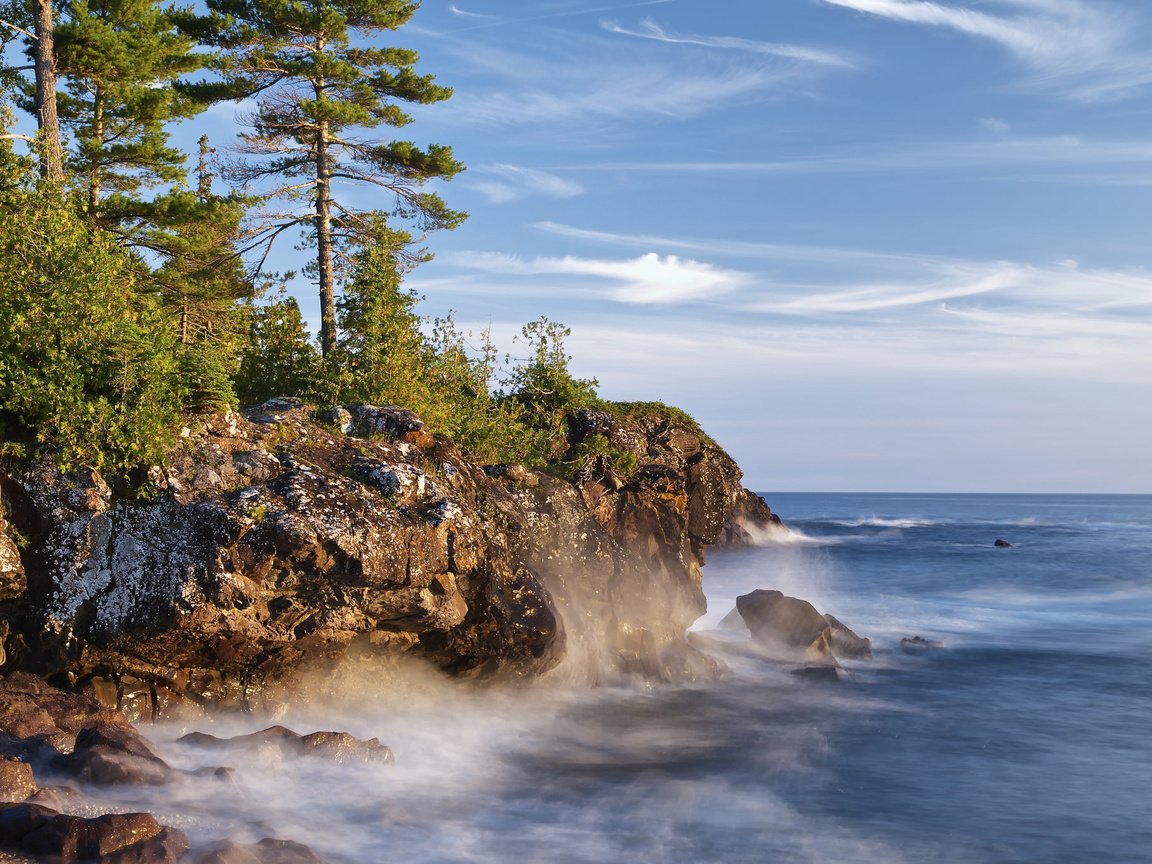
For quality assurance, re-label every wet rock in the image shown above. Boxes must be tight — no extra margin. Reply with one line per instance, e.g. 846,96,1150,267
0,803,188,863
736,590,871,666
2,400,780,701
194,838,328,864
736,590,828,651
823,614,873,659
901,636,945,653
0,673,132,743
0,758,36,803
179,726,393,765
59,723,172,786
0,486,25,603
994,538,1013,548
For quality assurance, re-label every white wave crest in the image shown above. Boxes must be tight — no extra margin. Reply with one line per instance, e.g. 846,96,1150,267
831,517,942,529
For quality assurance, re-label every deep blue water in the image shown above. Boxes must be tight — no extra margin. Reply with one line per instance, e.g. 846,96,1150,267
126,493,1152,864
690,492,1152,864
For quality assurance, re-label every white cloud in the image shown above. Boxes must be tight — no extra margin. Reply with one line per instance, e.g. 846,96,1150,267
538,134,1152,181
468,164,584,203
602,18,858,68
822,0,1152,101
444,251,753,304
447,4,501,21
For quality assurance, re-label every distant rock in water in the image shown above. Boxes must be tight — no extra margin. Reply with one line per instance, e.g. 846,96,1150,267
734,589,872,665
900,636,945,653
994,538,1014,548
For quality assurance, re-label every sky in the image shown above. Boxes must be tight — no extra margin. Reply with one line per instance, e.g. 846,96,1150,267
22,0,1152,492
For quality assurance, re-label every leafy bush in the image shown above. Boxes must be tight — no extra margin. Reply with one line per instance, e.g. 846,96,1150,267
233,285,324,405
0,186,184,472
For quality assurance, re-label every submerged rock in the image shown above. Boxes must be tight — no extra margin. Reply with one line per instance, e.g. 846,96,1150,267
900,636,945,653
179,725,394,766
994,538,1013,548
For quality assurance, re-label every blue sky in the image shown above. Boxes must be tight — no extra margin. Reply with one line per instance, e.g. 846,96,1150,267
380,0,1152,493
19,0,1152,492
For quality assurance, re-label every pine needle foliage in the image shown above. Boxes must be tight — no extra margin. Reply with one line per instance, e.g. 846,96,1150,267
186,0,466,357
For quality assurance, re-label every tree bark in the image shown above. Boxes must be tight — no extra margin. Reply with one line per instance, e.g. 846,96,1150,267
32,0,64,184
88,91,103,217
315,121,336,359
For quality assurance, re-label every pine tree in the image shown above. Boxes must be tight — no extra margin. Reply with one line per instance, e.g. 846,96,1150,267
1,0,65,182
51,0,207,222
190,0,466,358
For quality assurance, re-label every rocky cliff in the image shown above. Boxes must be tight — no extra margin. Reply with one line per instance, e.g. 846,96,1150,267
0,400,778,716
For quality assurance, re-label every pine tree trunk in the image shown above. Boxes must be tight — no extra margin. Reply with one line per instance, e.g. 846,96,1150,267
32,0,64,184
88,92,103,218
315,118,336,359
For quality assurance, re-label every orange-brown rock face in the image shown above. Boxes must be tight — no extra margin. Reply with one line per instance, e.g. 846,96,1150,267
0,400,779,708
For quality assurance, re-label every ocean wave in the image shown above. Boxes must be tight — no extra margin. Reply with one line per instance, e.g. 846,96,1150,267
829,517,943,529
743,522,826,546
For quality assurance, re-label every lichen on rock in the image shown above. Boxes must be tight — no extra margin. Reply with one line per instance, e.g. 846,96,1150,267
0,400,780,708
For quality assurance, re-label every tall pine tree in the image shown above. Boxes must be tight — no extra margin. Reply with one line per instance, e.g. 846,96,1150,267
52,0,207,221
189,0,465,358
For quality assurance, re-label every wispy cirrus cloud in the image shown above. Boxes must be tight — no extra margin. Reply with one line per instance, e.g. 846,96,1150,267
447,4,501,21
444,250,753,304
468,164,583,203
535,133,1152,181
602,18,859,68
822,0,1152,101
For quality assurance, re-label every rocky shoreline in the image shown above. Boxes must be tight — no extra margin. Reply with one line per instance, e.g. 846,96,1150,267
0,400,781,861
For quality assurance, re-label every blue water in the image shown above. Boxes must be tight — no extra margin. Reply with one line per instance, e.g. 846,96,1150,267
691,492,1152,864
132,493,1152,864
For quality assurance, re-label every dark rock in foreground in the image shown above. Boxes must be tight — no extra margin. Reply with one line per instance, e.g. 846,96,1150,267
0,803,188,863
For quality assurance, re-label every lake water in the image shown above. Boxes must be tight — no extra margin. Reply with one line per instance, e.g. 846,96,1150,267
124,493,1152,863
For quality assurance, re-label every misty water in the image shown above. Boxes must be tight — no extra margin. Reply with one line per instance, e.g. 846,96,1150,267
65,493,1152,863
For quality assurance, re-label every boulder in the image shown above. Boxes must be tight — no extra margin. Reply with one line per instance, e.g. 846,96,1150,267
736,590,828,650
735,590,871,666
824,614,873,658
179,726,393,765
994,538,1013,548
58,723,172,786
0,758,36,803
0,803,188,863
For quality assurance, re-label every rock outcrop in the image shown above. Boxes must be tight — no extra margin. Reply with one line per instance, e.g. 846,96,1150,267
734,589,872,665
0,400,778,709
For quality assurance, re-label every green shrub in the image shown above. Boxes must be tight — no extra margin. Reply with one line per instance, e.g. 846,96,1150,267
0,187,183,472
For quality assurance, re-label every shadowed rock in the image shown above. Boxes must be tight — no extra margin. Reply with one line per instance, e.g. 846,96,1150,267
735,590,872,666
994,538,1013,548
59,723,172,786
901,636,945,653
0,758,36,803
180,726,394,765
0,803,188,862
